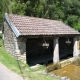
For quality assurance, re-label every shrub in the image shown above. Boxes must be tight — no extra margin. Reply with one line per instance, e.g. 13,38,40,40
46,63,61,72
0,33,2,39
0,39,3,47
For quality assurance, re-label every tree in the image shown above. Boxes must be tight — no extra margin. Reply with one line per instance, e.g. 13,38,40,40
0,0,4,29
12,0,26,15
0,0,80,31
61,0,80,31
0,0,27,29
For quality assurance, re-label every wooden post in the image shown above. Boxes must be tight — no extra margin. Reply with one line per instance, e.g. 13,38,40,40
53,37,59,63
73,36,79,58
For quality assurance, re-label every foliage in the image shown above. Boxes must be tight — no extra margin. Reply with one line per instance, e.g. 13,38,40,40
0,0,4,30
0,39,3,47
46,63,61,72
0,0,80,31
0,33,2,39
0,0,27,29
73,20,80,32
0,33,3,47
12,0,27,15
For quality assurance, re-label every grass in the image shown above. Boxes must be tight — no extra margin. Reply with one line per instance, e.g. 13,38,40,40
0,46,23,74
27,73,59,80
0,33,59,80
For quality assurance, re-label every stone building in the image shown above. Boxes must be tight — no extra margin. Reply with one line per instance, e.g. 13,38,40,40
2,13,80,65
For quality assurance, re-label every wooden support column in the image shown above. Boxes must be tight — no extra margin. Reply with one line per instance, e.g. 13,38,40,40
53,37,59,63
73,36,79,58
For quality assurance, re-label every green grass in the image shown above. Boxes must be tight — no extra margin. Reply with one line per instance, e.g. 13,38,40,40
27,73,59,80
0,34,59,80
0,47,22,74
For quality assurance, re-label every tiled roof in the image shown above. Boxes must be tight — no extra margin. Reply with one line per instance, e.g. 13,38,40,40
5,13,80,37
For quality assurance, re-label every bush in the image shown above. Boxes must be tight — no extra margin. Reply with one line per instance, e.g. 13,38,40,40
0,34,3,47
46,63,61,72
0,33,2,39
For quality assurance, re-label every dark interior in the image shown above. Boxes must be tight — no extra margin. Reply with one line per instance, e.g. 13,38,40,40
59,37,73,60
26,37,73,66
26,38,53,66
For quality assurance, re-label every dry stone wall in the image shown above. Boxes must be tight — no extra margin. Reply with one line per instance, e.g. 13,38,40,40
3,21,26,63
15,37,26,63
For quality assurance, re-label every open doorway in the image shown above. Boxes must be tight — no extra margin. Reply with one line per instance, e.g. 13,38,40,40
26,38,53,66
59,37,73,60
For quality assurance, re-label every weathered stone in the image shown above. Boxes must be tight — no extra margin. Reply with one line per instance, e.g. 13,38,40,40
50,74,56,77
58,77,70,80
3,21,27,63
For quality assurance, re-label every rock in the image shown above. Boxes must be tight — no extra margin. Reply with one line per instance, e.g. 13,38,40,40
58,76,70,80
50,74,56,77
67,79,70,80
61,77,67,80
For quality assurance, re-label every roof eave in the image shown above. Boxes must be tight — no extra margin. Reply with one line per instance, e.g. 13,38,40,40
4,13,21,37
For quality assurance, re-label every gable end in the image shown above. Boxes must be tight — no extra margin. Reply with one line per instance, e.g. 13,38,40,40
5,13,21,37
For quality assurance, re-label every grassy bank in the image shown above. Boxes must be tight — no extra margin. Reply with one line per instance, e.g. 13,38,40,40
0,33,59,80
0,36,22,74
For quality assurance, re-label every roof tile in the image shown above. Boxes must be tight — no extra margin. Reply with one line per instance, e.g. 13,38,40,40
6,14,80,36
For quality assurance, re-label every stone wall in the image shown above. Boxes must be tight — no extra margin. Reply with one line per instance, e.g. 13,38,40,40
15,37,26,63
3,20,26,63
4,21,15,54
